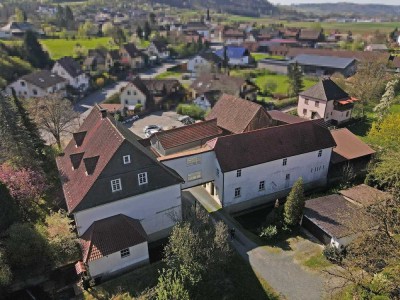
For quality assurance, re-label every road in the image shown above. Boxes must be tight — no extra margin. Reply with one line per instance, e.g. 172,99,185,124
73,59,188,116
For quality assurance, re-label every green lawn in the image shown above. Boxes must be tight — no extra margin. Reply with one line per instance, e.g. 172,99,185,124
252,53,284,62
40,37,116,60
303,253,332,270
254,73,317,95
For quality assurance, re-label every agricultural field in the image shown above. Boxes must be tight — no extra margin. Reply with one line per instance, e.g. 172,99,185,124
40,37,116,60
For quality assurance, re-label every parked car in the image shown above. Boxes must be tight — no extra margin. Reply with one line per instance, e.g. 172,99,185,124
122,115,139,124
145,128,162,138
143,125,162,133
178,115,195,125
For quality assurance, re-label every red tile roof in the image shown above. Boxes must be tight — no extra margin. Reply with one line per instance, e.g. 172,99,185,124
80,214,147,262
205,94,272,134
330,128,375,164
152,119,223,150
207,120,336,172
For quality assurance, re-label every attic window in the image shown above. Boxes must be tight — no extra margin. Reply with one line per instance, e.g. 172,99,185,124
236,169,241,177
123,155,131,164
318,150,322,157
70,152,85,170
73,131,87,147
83,156,99,175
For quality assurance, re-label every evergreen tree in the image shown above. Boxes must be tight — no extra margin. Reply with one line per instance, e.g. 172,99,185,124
144,21,152,40
11,90,45,161
197,36,203,51
287,62,304,97
283,177,305,226
136,25,143,39
222,45,229,74
64,6,74,30
23,31,50,68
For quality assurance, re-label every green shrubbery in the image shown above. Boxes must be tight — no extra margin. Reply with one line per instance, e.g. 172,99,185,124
176,104,205,120
104,93,121,104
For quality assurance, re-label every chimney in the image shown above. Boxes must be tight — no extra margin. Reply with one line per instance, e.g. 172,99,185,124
73,131,87,147
70,152,84,170
100,108,107,119
83,156,100,175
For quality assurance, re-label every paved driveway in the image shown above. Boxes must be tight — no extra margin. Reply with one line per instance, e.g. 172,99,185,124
128,111,184,138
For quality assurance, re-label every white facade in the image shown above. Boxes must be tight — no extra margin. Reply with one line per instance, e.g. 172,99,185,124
297,95,353,124
120,84,147,110
147,43,170,61
88,242,149,278
228,56,250,66
187,55,213,73
7,78,67,99
74,184,182,242
214,148,332,212
161,151,216,189
52,62,89,91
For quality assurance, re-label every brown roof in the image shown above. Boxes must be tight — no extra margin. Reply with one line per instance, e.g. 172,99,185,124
190,73,245,96
56,105,183,213
223,29,246,38
339,184,390,207
207,119,336,172
80,214,147,262
304,194,366,238
300,78,349,101
268,110,306,124
205,94,271,134
286,48,390,62
152,119,223,150
299,29,322,40
122,43,146,58
20,70,67,89
99,103,123,112
330,128,375,164
241,41,260,52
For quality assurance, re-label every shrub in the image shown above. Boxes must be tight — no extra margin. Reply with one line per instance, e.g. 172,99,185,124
135,103,143,112
95,77,105,88
176,104,205,120
323,245,344,264
104,92,120,104
259,225,278,240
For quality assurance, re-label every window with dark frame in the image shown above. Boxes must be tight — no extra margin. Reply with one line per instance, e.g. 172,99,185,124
234,187,241,197
123,155,131,164
318,150,322,157
259,181,265,191
237,169,241,177
120,248,130,258
111,178,122,192
283,158,287,166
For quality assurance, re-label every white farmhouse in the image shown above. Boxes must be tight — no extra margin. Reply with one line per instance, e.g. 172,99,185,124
52,57,90,91
187,52,222,75
7,70,67,99
56,105,183,279
297,78,357,125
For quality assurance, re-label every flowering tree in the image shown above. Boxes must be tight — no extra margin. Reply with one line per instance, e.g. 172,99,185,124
0,163,48,221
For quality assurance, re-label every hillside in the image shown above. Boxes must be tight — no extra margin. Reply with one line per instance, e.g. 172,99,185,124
292,3,400,18
154,0,277,17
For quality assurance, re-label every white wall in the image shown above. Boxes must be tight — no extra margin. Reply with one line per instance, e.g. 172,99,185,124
120,85,147,109
74,184,182,241
325,101,352,124
162,151,216,189
297,95,327,120
330,234,356,249
88,242,149,277
218,148,332,207
187,56,212,73
193,94,212,110
52,63,89,90
229,56,250,66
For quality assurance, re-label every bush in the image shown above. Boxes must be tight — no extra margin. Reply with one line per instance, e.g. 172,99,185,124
135,103,143,112
176,104,205,120
95,77,105,88
323,245,344,264
104,92,121,104
259,225,278,240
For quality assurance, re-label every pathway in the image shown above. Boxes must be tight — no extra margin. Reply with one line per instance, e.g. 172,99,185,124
183,186,325,300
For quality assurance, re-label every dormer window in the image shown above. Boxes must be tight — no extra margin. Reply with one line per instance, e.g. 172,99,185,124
123,155,131,164
138,172,148,185
111,178,122,192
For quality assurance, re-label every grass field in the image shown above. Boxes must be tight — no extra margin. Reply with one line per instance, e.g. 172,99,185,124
40,37,116,60
254,73,317,95
252,53,285,62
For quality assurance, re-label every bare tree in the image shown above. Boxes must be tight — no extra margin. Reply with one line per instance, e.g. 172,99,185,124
28,94,79,149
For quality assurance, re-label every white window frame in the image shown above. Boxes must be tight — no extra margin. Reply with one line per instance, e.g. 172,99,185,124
259,181,265,191
123,155,131,164
188,171,202,181
186,156,201,166
138,172,148,185
111,178,122,192
120,248,130,258
234,187,241,198
237,169,242,177
283,158,287,166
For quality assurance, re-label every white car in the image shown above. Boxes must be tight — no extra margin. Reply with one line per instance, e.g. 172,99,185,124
144,128,161,138
143,125,162,133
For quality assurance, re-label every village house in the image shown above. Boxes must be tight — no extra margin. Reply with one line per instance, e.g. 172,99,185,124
215,46,253,67
302,185,389,248
146,40,170,61
190,76,258,110
187,52,223,75
52,57,90,92
297,28,324,47
297,77,358,125
83,49,107,73
119,43,147,70
182,21,210,39
205,94,272,133
105,49,121,71
364,44,388,52
56,105,183,279
7,70,67,98
120,76,184,111
0,21,44,38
